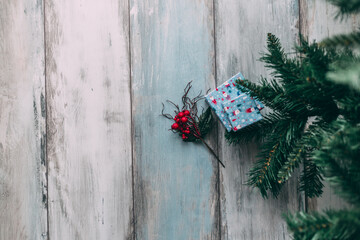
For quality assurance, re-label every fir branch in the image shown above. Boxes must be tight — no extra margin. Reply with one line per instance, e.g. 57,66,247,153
314,121,360,206
227,32,360,207
198,107,213,138
300,159,324,198
247,119,307,198
327,61,360,92
260,33,300,85
278,120,326,198
298,36,331,83
277,147,304,184
236,78,309,117
294,37,341,121
285,209,360,240
247,138,283,198
327,0,360,16
338,96,360,124
321,31,360,48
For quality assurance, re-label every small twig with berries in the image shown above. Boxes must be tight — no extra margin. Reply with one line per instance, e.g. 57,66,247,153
161,82,225,168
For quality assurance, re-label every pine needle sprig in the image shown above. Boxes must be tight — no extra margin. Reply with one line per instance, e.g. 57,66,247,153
327,0,360,17
321,31,360,48
300,158,324,198
198,107,213,138
247,119,307,198
314,120,360,206
260,33,301,85
247,137,283,198
285,209,360,240
337,96,360,123
236,78,310,117
327,60,360,92
277,119,326,197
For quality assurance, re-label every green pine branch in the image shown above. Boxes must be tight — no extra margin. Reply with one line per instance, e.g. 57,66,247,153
236,78,310,118
198,107,213,138
260,33,301,87
314,120,360,206
278,120,326,197
226,31,360,218
327,0,360,16
300,159,324,198
285,209,360,240
247,119,307,198
277,147,304,184
321,31,360,48
327,61,360,92
338,96,360,124
247,135,284,198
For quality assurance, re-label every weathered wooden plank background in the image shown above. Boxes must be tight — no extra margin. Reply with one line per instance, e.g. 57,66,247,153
0,0,47,239
130,1,219,239
45,0,132,239
0,0,358,239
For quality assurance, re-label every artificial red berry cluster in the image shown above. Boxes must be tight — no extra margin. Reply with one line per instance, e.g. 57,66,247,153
171,110,194,140
161,82,225,167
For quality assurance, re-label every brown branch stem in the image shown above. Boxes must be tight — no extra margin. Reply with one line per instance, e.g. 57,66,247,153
198,137,225,168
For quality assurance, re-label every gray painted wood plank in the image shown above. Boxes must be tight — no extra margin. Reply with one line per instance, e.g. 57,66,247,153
45,1,133,239
214,1,302,239
0,0,48,239
130,1,219,239
300,0,360,212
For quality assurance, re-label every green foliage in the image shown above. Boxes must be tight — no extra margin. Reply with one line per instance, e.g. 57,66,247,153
276,121,321,183
227,34,333,198
314,120,360,206
327,60,360,91
327,0,360,16
226,30,360,201
299,159,324,198
321,31,360,48
285,210,360,240
198,107,213,138
247,118,307,198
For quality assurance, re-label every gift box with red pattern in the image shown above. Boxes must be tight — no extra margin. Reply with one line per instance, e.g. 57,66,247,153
205,72,264,132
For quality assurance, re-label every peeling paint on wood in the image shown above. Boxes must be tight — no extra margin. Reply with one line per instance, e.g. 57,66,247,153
0,0,48,239
214,1,302,239
130,0,219,239
44,0,132,239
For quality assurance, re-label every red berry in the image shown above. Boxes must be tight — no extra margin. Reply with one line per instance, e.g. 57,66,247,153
178,112,184,118
181,117,188,123
184,130,190,134
176,118,180,123
171,123,179,130
184,110,190,116
182,134,186,139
